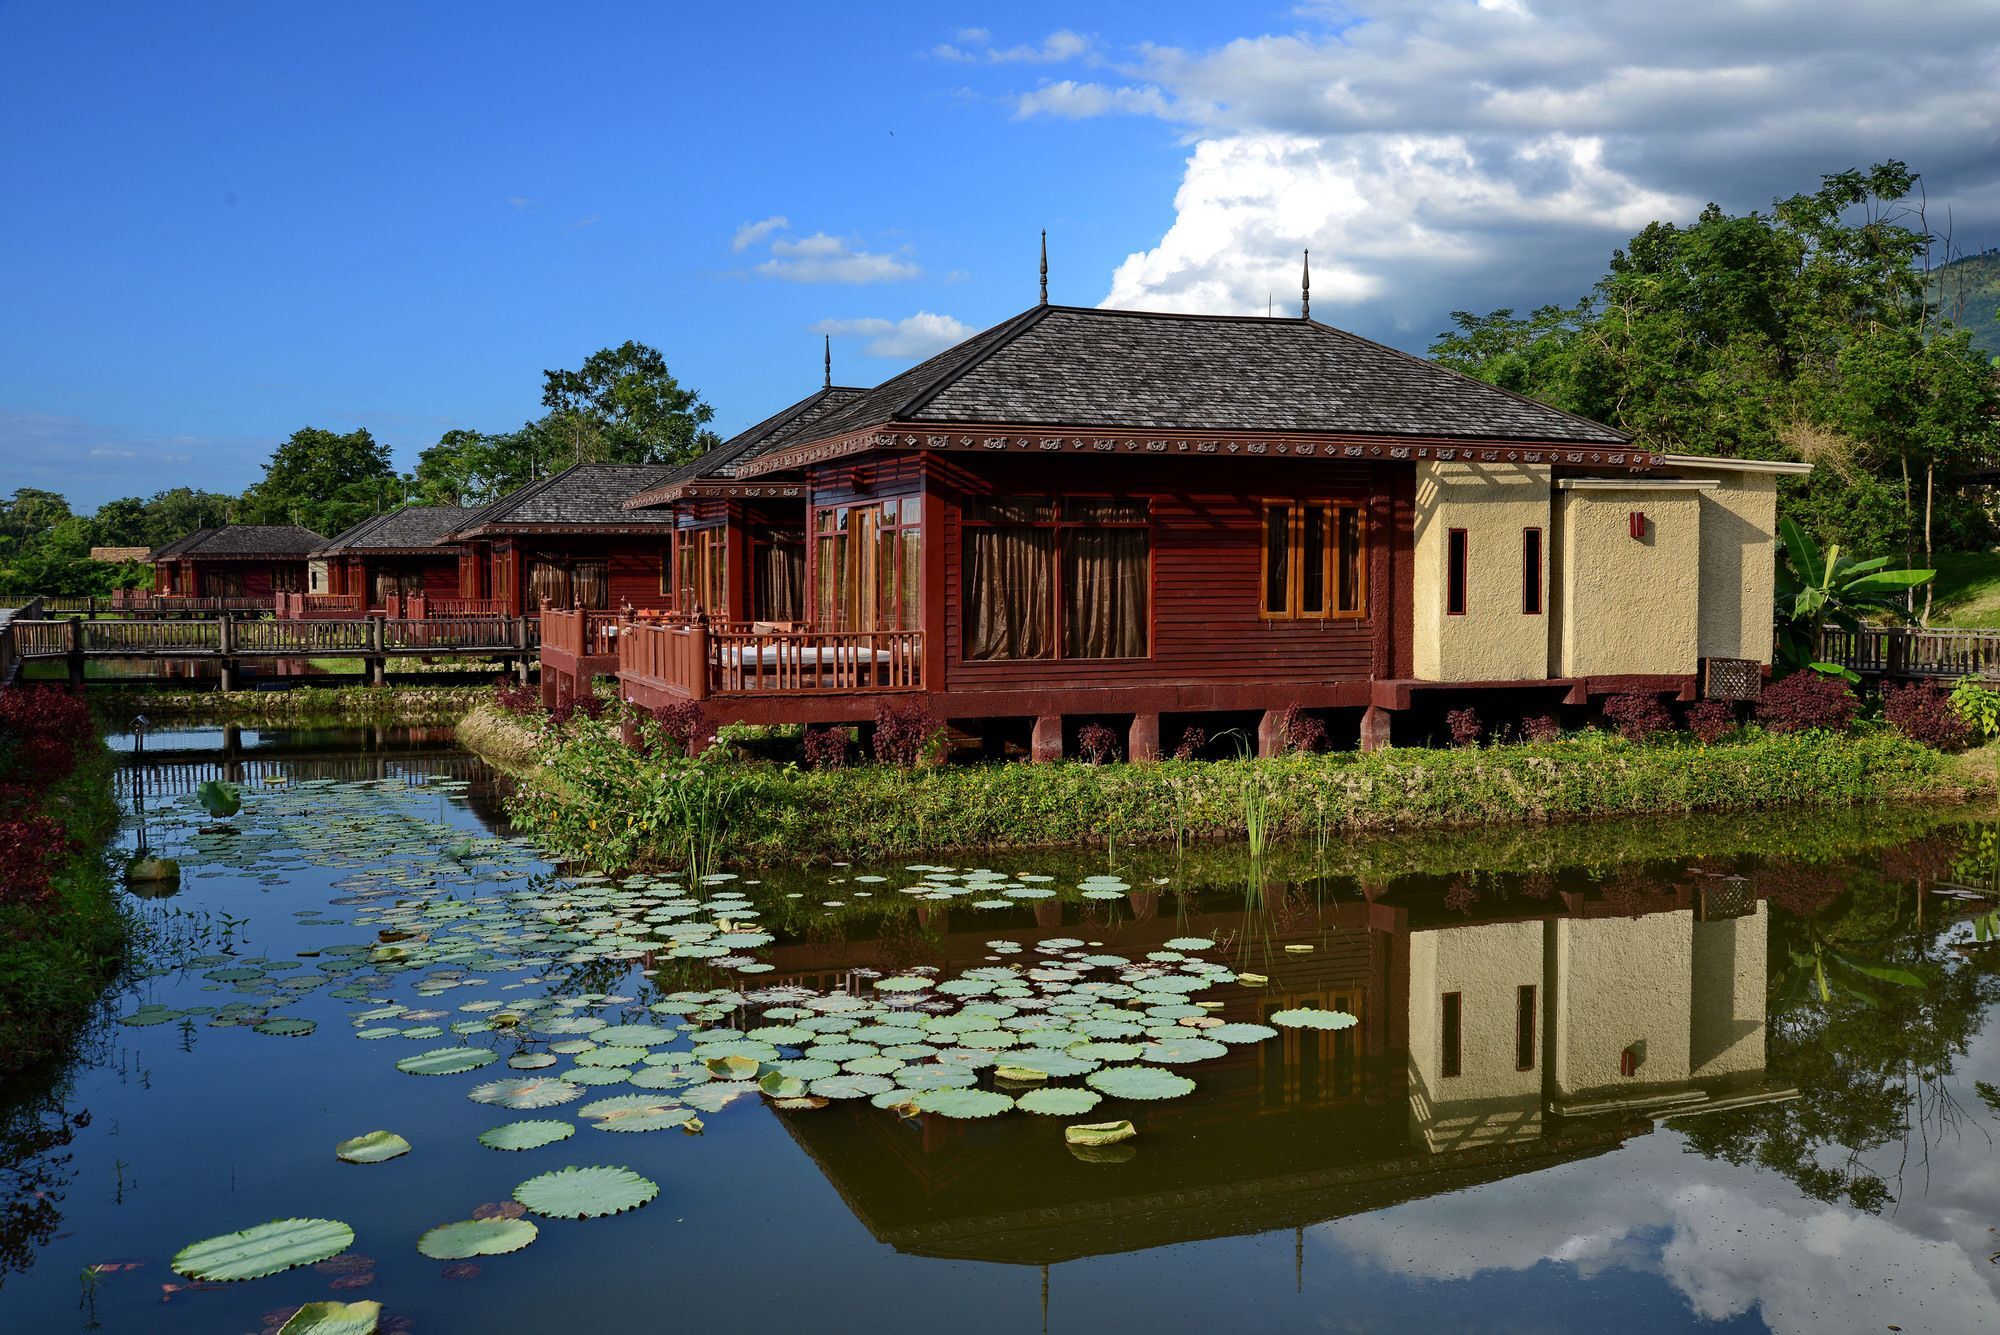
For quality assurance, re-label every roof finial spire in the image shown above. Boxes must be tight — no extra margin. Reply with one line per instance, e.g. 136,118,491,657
1301,250,1311,320
1039,229,1048,307
823,334,832,389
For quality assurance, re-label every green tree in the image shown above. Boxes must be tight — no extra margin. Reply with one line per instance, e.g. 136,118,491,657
539,341,721,468
238,427,400,537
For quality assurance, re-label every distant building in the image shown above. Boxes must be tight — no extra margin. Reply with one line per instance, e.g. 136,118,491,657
148,525,323,599
88,545,151,564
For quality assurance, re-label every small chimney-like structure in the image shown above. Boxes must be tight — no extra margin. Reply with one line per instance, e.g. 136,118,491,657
1301,250,1311,320
1039,230,1048,307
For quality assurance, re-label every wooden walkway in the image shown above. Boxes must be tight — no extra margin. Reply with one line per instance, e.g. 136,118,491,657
1817,626,2000,679
2,615,539,688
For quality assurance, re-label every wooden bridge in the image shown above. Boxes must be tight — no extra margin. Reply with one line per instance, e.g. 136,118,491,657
1817,626,2000,680
2,613,539,688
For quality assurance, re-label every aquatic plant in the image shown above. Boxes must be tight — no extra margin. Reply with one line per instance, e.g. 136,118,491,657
195,779,242,818
170,1217,355,1282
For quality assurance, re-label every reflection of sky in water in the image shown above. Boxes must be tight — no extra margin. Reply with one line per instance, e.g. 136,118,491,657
6,728,2000,1333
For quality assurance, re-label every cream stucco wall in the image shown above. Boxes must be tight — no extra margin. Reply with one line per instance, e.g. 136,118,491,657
1555,485,1702,677
1688,470,1779,664
1412,460,1552,681
1549,911,1694,1098
1407,920,1545,1151
1690,904,1769,1079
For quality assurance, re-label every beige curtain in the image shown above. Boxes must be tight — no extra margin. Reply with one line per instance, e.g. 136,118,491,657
572,560,608,610
965,527,1053,659
1063,528,1148,657
758,540,804,622
528,560,572,609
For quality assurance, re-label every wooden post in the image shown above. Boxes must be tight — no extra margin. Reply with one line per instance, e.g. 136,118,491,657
1128,713,1161,763
1031,715,1063,763
66,615,84,688
1256,709,1285,758
515,615,531,685
1360,705,1393,753
217,615,235,692
368,616,385,687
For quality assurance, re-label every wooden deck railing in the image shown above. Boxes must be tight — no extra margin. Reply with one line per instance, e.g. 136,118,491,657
616,616,924,698
384,618,522,652
427,597,507,618
540,607,623,660
1818,626,2000,679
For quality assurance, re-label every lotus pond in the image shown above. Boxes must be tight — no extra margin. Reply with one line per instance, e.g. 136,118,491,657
3,723,2000,1332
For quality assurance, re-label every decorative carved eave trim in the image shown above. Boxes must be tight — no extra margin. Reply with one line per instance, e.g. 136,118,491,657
732,420,1660,479
452,523,677,540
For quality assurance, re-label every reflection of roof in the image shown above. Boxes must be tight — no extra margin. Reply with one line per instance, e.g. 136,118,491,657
316,506,480,554
451,464,678,535
624,386,868,508
775,1087,1637,1268
731,304,1629,481
149,525,325,560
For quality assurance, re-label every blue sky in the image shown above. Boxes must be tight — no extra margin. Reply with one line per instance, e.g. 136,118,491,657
5,1,1999,509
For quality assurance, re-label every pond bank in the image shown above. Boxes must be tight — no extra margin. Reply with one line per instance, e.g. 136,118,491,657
464,702,1993,869
0,721,128,1078
90,683,490,726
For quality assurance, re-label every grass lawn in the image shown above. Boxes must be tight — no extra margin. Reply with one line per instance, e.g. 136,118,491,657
1925,549,2000,627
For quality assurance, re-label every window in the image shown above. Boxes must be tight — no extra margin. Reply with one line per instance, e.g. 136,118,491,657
1522,527,1543,615
752,528,806,623
963,496,1150,660
1516,984,1537,1070
1446,528,1468,616
1260,501,1366,618
675,527,727,615
529,557,609,611
1441,992,1462,1078
813,497,919,632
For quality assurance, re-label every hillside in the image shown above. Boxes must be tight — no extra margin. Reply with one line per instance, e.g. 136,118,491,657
1932,249,2000,360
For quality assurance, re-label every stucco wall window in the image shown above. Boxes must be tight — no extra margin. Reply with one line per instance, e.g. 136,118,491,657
1441,991,1463,1078
1522,528,1543,615
1260,500,1366,619
1446,528,1469,616
1516,984,1537,1070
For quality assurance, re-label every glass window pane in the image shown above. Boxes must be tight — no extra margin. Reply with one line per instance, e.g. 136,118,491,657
963,527,1053,659
901,529,920,629
967,497,1056,524
1337,507,1363,613
1300,506,1326,614
1263,504,1290,614
1063,528,1148,657
1063,497,1147,524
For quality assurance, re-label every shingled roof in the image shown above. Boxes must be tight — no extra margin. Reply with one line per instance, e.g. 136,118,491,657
731,305,1627,477
624,385,868,509
148,525,325,561
317,506,481,555
451,464,677,536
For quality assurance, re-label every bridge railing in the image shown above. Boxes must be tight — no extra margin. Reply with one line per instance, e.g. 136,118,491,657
1818,626,2000,678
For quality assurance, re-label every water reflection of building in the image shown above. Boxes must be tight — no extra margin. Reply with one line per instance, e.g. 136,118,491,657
759,874,1796,1269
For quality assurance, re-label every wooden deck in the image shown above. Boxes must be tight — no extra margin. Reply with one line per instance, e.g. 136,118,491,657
611,616,924,703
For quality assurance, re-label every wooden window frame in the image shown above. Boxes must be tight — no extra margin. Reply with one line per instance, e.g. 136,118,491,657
960,493,1154,660
810,495,922,633
1441,991,1463,1079
1522,527,1543,616
1258,498,1369,621
674,524,727,615
1445,527,1469,617
1515,984,1537,1071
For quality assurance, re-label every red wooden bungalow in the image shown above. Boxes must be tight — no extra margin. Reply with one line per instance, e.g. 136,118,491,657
149,525,323,600
445,464,678,617
307,506,489,616
578,301,1797,758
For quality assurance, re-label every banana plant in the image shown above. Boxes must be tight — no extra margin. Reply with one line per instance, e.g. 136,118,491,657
1775,516,1933,676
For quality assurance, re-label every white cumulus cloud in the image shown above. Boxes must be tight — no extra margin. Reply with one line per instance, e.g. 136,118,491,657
731,215,789,252
753,233,920,284
812,312,973,359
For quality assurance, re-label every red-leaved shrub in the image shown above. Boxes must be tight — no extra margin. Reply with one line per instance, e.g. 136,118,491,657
872,700,941,767
1172,726,1206,761
1445,707,1483,748
0,688,93,786
1883,682,1970,750
1755,671,1859,734
1601,692,1673,742
492,681,539,716
1274,705,1327,754
650,699,710,756
803,725,849,770
1685,699,1737,744
1077,723,1119,764
0,812,68,909
1522,714,1561,744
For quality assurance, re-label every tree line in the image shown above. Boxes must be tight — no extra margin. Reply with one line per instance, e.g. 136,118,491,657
1,342,720,594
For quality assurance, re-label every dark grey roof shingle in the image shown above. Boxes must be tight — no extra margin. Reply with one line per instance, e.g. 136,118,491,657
625,386,868,508
149,525,325,560
317,506,481,554
454,464,676,533
755,305,1627,457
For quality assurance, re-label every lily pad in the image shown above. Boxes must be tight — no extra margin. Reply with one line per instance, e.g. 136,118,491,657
1085,1065,1197,1101
513,1165,658,1219
912,1088,1015,1118
1206,1022,1280,1044
1064,1118,1136,1146
396,1047,499,1076
334,1131,410,1164
577,1094,696,1132
278,1300,382,1334
171,1217,355,1282
1268,1007,1358,1031
255,1017,317,1038
478,1120,576,1152
416,1217,538,1260
704,1054,761,1082
1016,1087,1103,1116
468,1076,583,1109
